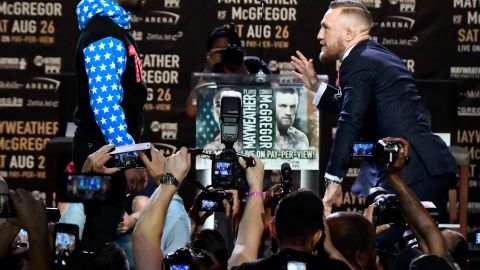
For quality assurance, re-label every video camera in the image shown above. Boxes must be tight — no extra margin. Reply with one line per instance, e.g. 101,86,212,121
351,139,401,166
270,163,294,212
366,187,405,226
191,91,255,190
196,189,233,212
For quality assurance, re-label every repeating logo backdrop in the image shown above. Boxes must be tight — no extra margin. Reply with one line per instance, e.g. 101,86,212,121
0,0,478,240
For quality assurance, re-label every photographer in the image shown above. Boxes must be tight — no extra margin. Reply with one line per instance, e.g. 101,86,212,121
132,146,191,269
186,24,270,118
383,137,455,269
0,184,51,270
234,189,350,270
326,212,377,270
189,188,241,241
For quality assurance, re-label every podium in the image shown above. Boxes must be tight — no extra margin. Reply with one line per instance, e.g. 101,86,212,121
192,72,328,192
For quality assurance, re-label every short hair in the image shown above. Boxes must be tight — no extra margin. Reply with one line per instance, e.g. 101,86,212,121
91,242,129,270
442,229,468,269
329,0,373,32
274,190,325,244
326,212,376,266
275,88,298,96
207,24,242,51
189,229,228,270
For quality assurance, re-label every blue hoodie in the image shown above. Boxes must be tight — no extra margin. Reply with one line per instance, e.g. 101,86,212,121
75,0,136,146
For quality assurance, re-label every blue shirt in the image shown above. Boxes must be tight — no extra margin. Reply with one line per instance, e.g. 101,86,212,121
162,194,191,255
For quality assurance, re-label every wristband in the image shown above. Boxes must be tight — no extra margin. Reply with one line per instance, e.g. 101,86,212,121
248,191,263,198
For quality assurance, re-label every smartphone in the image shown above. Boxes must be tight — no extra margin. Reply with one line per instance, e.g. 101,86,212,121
109,142,151,155
16,228,29,248
109,143,151,169
0,193,16,218
53,223,79,268
61,174,113,202
169,265,190,270
287,261,307,270
351,142,374,158
46,207,61,223
475,229,480,246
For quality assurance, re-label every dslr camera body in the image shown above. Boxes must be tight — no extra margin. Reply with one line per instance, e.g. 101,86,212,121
270,163,294,211
351,139,401,166
366,187,405,226
212,23,245,73
197,189,233,212
163,247,212,270
207,91,254,190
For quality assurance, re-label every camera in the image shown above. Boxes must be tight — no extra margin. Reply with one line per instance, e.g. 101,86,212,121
212,23,245,73
270,163,294,211
287,261,307,270
196,189,233,212
163,247,212,270
192,92,255,190
366,187,405,226
52,223,79,269
0,193,16,218
351,139,401,166
60,174,115,202
109,142,151,169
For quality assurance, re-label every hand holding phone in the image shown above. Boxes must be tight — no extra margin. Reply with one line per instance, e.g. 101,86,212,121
53,223,79,268
109,143,152,169
0,193,16,218
82,144,121,175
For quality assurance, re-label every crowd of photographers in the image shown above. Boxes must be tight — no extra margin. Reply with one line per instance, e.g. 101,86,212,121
0,137,470,270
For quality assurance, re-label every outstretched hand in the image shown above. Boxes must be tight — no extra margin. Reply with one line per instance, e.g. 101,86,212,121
290,50,321,92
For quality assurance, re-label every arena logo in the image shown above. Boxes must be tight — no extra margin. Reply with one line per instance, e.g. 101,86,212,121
361,0,382,8
0,97,23,108
379,16,415,30
164,0,180,8
0,57,27,70
153,143,177,157
150,121,178,140
0,81,23,89
24,77,60,91
33,56,62,74
388,0,416,12
144,11,180,25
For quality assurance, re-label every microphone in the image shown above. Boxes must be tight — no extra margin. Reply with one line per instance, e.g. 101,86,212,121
281,163,292,189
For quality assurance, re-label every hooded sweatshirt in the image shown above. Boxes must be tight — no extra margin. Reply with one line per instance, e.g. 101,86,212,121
73,0,147,146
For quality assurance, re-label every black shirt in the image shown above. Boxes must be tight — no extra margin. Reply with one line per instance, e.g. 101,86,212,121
234,249,350,270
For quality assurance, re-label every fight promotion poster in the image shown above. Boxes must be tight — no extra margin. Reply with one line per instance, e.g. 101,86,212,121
456,80,480,236
195,78,319,170
0,0,77,196
450,0,480,79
